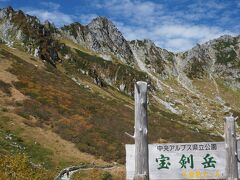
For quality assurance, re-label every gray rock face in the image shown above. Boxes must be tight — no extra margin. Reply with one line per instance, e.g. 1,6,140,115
61,17,134,65
2,6,240,135
0,6,10,19
180,35,240,89
60,15,240,92
0,7,40,44
0,7,61,65
1,6,240,92
52,14,240,91
129,39,174,78
0,18,13,42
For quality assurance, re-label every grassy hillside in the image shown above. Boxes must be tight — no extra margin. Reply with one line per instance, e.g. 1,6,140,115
0,44,223,178
0,113,55,179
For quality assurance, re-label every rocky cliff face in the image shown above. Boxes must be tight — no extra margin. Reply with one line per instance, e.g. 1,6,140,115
1,6,240,135
61,17,134,65
180,35,240,89
128,35,240,92
1,7,239,89
2,7,240,178
0,7,61,65
129,39,175,78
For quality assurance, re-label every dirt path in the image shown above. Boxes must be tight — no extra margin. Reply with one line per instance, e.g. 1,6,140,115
56,164,120,180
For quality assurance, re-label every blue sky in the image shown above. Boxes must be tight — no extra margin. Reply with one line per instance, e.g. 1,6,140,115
0,0,239,52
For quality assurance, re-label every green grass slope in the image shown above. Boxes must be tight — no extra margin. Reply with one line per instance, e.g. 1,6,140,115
0,44,223,178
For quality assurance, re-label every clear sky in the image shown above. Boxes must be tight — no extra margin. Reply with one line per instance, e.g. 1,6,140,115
0,0,239,52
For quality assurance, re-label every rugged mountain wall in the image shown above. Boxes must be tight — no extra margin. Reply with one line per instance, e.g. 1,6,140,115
1,7,239,89
129,39,175,78
0,7,62,66
180,35,240,89
1,6,240,136
60,17,134,65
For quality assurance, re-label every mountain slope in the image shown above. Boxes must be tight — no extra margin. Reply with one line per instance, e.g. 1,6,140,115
61,16,134,65
0,6,240,179
0,42,223,178
180,35,240,89
0,6,61,66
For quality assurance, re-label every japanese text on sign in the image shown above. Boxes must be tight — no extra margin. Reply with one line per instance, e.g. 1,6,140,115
157,143,217,152
126,142,226,179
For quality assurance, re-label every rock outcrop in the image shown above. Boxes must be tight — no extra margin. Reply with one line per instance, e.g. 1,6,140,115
61,17,134,65
1,6,240,137
0,6,60,65
129,39,174,78
180,35,240,89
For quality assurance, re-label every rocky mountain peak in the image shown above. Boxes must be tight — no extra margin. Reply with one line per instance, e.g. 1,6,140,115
44,20,57,33
87,16,113,29
1,6,14,13
129,39,175,78
61,22,84,32
217,34,234,41
0,6,40,26
130,39,172,58
1,6,240,90
178,34,240,88
0,6,26,18
61,16,134,64
87,16,120,40
1,6,240,150
143,39,156,47
130,39,156,48
44,20,53,27
0,6,61,66
0,6,14,19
